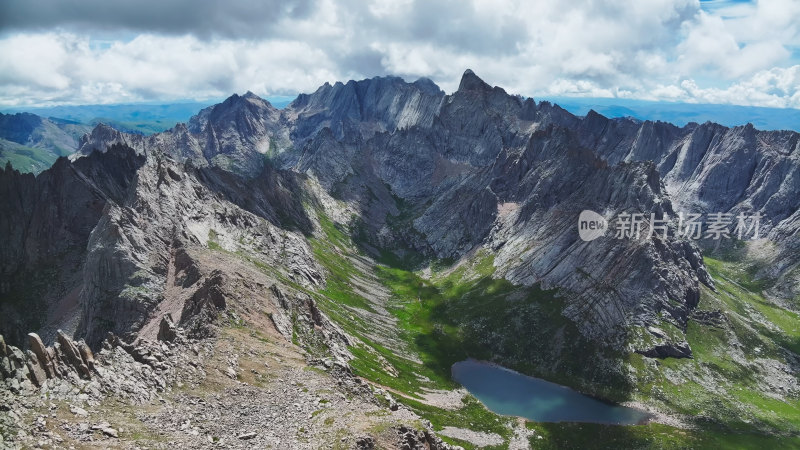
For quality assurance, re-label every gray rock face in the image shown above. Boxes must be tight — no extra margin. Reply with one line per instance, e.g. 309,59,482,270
188,92,287,175
1,69,798,358
299,72,713,341
2,134,324,350
75,146,323,347
157,314,177,342
280,70,795,343
576,113,800,229
573,109,800,302
483,128,705,339
0,147,144,347
77,76,444,174
283,75,444,145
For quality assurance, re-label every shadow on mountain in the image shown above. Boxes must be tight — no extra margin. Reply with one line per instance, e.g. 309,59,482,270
192,163,314,235
0,144,146,347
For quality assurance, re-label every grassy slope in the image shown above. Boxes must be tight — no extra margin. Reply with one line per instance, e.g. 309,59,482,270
373,255,634,402
526,421,800,449
0,119,90,174
609,256,800,448
0,138,57,174
308,214,376,313
635,258,799,426
225,212,800,449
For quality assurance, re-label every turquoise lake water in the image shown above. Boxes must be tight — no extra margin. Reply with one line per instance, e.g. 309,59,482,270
451,359,651,425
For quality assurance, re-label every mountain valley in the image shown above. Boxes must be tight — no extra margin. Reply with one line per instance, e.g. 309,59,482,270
1,70,798,449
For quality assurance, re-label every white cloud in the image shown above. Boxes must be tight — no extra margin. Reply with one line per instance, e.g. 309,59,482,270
709,0,800,47
0,0,798,108
680,66,800,107
0,33,339,106
0,34,72,90
635,65,800,108
678,10,790,79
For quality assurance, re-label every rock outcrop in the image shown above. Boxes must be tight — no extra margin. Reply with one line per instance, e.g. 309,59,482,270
395,425,462,450
0,147,144,347
1,331,95,392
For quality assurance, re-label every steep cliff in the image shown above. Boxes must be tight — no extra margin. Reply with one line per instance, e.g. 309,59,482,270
4,69,798,355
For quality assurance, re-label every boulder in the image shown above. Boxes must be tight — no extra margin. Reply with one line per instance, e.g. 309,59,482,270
157,314,177,342
637,341,693,359
28,333,54,378
57,330,91,379
69,405,89,417
24,350,47,387
356,436,375,449
397,425,460,450
77,341,96,371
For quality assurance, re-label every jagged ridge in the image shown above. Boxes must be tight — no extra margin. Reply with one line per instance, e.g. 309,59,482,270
2,69,798,356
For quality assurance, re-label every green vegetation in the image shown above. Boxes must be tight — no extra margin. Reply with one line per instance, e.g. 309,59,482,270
308,214,375,312
301,213,642,447
230,208,800,448
526,422,800,449
207,229,223,251
0,138,58,174
404,394,514,442
119,285,150,300
372,253,633,403
620,256,800,440
0,116,91,174
704,257,800,354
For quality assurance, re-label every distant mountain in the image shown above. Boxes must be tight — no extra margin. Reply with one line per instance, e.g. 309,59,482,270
0,100,297,173
0,112,91,173
2,98,298,136
0,103,219,173
540,96,800,132
2,102,218,136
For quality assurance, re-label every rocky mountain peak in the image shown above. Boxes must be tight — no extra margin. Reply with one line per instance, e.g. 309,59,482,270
282,74,445,144
76,123,141,157
412,77,444,96
216,91,275,112
7,72,800,348
457,68,492,92
242,90,261,100
0,112,44,143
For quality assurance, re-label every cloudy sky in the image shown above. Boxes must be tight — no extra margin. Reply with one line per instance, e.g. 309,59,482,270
0,0,798,108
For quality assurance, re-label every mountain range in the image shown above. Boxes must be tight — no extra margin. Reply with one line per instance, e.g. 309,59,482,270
0,112,91,173
540,96,800,132
1,70,798,448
